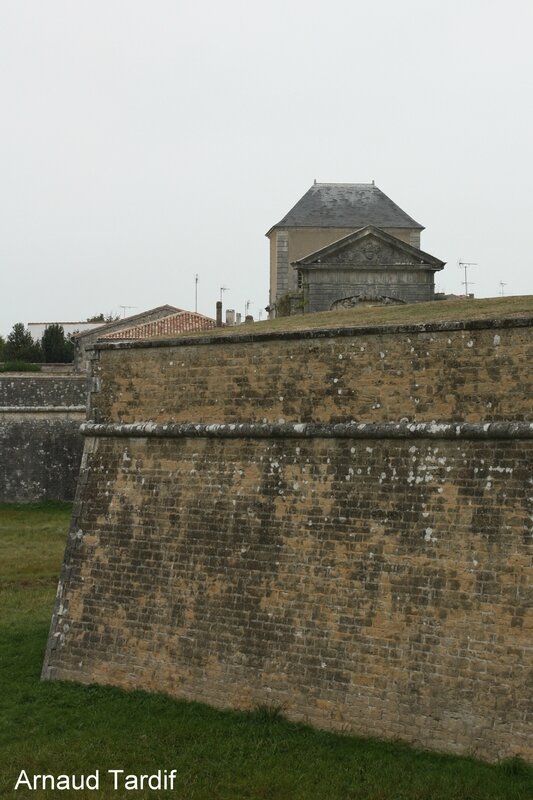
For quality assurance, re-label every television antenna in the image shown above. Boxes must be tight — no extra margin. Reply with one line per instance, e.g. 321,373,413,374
458,260,476,296
119,305,137,318
220,286,229,302
499,281,507,297
245,299,253,315
194,274,199,312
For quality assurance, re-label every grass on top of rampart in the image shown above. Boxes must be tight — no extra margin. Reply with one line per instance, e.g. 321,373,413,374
164,295,533,342
0,502,532,799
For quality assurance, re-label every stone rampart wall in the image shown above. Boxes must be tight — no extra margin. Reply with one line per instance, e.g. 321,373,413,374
0,375,87,407
89,318,532,425
42,318,533,761
0,375,87,502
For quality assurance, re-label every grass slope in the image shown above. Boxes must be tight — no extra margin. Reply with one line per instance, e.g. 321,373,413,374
0,503,531,799
152,295,533,342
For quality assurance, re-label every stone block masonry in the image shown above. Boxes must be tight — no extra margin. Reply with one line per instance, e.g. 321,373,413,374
42,318,533,762
89,318,532,425
0,375,87,502
0,375,87,407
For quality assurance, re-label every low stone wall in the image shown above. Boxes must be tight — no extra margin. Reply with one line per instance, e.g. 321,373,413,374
0,375,87,502
0,414,85,502
0,375,87,407
42,317,533,761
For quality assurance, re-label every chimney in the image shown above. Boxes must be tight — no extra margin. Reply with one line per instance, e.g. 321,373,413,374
216,301,222,327
226,309,236,326
236,312,242,325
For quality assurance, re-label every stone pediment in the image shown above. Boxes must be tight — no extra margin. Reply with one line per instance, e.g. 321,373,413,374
292,225,445,270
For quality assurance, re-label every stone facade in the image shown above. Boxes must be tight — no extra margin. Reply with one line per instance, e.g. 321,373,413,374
43,317,533,762
293,227,443,313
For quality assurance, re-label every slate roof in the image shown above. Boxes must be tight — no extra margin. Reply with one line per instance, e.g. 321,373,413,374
101,311,217,340
267,183,424,234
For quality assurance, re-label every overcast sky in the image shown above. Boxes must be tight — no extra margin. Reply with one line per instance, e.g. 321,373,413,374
1,0,532,335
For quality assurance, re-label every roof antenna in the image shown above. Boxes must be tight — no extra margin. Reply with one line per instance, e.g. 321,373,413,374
458,259,476,297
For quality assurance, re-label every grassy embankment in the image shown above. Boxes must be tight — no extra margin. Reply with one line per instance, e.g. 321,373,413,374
0,504,531,800
151,295,533,342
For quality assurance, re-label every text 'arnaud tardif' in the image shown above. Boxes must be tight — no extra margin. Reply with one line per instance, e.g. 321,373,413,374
14,770,179,791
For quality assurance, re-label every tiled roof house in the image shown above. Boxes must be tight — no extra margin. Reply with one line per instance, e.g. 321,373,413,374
72,305,180,370
102,311,217,340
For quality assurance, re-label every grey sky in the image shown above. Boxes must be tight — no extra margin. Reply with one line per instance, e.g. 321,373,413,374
1,0,532,335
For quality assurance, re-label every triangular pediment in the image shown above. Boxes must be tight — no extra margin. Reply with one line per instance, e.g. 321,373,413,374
292,226,444,270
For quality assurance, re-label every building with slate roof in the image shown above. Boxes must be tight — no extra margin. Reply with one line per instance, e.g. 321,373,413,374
266,182,444,314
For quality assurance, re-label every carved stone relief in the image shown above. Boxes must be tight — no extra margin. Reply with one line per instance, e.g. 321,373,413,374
330,293,407,309
318,238,420,266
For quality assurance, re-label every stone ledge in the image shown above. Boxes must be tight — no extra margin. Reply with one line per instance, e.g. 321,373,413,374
0,406,86,413
80,420,533,440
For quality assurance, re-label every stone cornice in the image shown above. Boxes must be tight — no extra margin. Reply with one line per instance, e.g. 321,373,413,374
80,420,533,440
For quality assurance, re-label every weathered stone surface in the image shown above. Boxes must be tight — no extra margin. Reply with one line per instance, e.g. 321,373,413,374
91,318,533,426
43,317,533,762
80,420,533,440
0,375,87,407
0,375,87,502
0,416,84,502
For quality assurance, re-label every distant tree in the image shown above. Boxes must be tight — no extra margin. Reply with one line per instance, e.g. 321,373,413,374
41,324,75,363
86,312,120,322
5,323,42,362
0,335,5,361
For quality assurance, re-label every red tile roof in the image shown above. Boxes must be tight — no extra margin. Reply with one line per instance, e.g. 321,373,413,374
101,311,217,340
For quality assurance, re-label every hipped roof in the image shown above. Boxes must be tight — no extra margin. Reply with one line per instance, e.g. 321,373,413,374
267,183,423,235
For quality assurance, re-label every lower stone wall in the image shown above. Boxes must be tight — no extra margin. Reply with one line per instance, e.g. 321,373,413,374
0,375,87,406
43,430,532,762
0,374,87,502
0,414,85,502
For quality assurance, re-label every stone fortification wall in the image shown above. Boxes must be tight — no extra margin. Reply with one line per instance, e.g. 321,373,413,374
0,375,87,502
43,318,532,762
0,375,87,407
89,318,532,425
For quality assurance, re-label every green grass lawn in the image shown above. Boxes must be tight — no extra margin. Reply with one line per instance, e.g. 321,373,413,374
0,503,531,800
